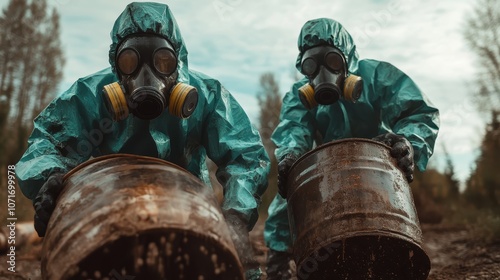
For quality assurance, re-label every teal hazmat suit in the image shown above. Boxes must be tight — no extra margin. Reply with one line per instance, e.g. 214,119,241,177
16,3,269,277
264,18,440,253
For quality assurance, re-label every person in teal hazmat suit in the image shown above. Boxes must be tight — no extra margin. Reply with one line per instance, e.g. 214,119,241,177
264,18,440,279
15,2,269,279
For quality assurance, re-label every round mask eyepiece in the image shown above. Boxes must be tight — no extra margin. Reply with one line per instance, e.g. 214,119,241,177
117,49,139,76
153,48,177,75
314,83,341,105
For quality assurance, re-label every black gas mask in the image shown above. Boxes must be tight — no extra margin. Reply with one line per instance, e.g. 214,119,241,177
103,35,198,121
298,45,363,109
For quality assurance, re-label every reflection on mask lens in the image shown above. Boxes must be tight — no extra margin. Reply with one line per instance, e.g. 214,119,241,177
117,49,139,75
153,48,177,75
301,57,317,76
324,52,343,72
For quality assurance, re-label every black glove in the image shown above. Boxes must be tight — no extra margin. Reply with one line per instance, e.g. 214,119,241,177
277,154,298,199
33,173,65,237
372,133,415,183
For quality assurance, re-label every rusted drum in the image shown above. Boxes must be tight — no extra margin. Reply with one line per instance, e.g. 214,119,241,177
41,154,244,280
287,138,430,280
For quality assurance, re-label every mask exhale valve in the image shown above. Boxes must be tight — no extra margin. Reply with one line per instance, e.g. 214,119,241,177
129,86,167,120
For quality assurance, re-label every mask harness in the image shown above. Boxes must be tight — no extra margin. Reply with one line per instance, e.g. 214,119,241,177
103,35,198,121
298,45,363,109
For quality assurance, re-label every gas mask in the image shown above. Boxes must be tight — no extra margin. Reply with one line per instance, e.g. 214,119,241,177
298,45,363,109
103,35,198,121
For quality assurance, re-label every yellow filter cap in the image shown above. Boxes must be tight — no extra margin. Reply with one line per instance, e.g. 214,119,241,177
103,82,129,121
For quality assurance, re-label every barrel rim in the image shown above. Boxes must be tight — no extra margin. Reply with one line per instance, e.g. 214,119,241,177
294,233,431,279
293,230,428,261
290,138,391,174
63,154,192,181
43,226,246,280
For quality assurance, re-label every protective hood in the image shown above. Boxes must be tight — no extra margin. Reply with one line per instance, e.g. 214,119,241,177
296,18,359,74
109,2,190,84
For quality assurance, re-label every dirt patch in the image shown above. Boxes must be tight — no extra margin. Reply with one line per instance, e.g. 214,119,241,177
255,223,500,279
0,245,42,280
1,223,499,279
422,224,500,280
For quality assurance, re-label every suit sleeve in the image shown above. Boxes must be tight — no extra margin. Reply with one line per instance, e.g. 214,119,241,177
271,79,317,162
15,80,105,200
203,82,270,230
377,62,440,171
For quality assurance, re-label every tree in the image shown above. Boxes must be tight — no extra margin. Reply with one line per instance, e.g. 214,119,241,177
463,0,500,115
0,0,64,222
257,73,282,150
465,111,500,210
462,0,500,212
0,0,65,166
442,145,460,199
256,73,282,217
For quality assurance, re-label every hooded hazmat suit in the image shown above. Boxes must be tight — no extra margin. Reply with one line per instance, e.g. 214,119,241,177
264,18,439,254
15,4,269,276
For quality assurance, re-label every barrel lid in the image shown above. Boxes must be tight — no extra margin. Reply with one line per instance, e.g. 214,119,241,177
64,154,192,181
290,138,391,173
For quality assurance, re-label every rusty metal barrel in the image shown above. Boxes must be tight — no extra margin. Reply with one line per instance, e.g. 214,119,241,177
41,154,244,280
287,138,430,280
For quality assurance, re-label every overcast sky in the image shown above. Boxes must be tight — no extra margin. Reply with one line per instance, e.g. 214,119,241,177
2,0,482,186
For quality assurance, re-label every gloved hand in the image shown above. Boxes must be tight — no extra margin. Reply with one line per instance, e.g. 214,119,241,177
372,133,414,182
223,210,261,279
277,154,298,199
33,173,65,237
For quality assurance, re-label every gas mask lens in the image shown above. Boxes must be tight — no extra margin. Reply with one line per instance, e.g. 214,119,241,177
301,51,344,76
117,49,139,75
302,57,317,76
153,48,177,75
324,52,343,72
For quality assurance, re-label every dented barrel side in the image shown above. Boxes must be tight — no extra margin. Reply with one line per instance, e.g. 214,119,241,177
287,139,430,280
41,154,244,280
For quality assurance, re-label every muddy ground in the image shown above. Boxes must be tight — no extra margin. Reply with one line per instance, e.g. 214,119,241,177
420,224,500,280
1,223,499,280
